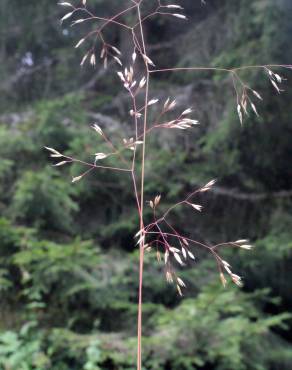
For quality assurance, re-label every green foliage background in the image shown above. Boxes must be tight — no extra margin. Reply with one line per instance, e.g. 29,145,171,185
0,0,292,369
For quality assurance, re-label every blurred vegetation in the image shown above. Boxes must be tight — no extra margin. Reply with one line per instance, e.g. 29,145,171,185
0,0,292,369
